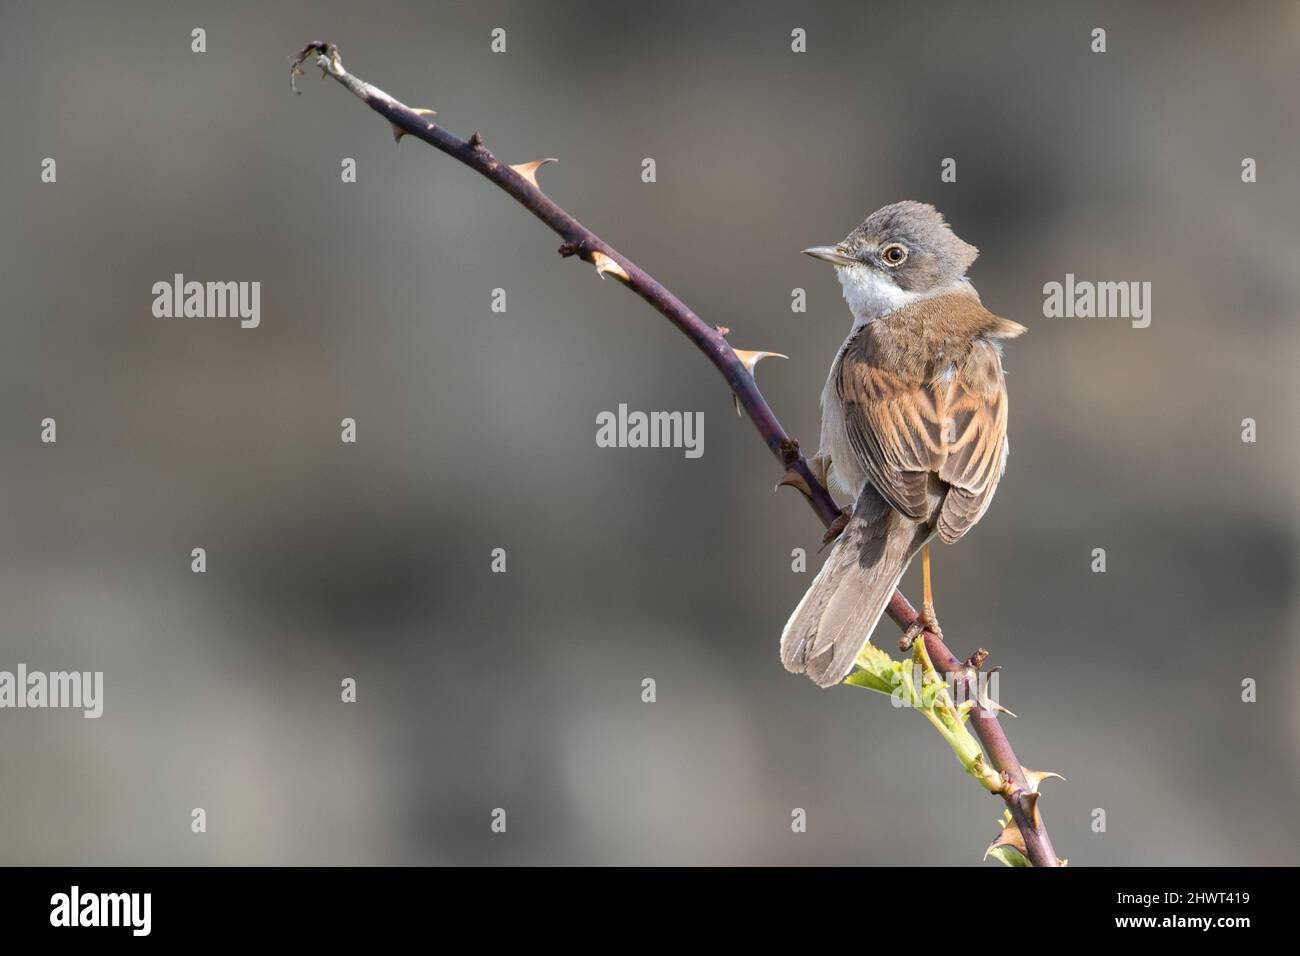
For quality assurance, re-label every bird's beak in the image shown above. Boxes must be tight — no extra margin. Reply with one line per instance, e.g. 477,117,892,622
802,245,858,267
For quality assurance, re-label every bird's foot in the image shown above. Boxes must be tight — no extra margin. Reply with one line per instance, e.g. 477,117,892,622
899,601,943,651
819,508,852,551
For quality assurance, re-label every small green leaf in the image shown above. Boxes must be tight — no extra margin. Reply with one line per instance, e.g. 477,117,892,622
843,667,895,695
986,845,1031,867
844,642,903,696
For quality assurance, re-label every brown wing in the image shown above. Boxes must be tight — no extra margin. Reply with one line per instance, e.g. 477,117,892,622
933,341,1010,543
835,357,942,522
836,296,1022,542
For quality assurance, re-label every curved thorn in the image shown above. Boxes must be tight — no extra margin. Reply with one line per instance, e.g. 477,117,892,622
732,349,789,376
510,158,558,188
391,108,437,144
591,251,629,282
1022,768,1066,792
1020,790,1044,830
984,811,1027,861
776,467,814,499
732,350,788,415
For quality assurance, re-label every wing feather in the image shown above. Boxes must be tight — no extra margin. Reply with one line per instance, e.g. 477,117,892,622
834,294,1018,542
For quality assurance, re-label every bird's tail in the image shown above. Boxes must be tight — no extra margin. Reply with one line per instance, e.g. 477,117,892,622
781,483,932,687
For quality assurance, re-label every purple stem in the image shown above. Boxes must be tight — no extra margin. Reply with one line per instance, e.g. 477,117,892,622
293,42,1059,867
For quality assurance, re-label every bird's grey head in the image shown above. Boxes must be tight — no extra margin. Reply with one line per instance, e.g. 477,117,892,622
804,201,979,319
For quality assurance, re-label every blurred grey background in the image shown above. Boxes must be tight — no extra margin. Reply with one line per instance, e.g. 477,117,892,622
1,0,1296,865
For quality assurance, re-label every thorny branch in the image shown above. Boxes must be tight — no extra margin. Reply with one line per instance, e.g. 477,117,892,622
290,41,1062,867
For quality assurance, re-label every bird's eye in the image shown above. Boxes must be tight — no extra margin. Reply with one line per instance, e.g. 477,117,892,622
881,243,908,266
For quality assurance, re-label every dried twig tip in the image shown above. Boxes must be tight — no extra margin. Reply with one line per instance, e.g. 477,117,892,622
510,158,558,188
290,41,338,93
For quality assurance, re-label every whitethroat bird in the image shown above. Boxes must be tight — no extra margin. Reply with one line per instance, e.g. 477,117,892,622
781,201,1026,687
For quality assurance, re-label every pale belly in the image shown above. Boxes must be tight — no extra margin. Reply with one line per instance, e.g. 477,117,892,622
819,356,866,498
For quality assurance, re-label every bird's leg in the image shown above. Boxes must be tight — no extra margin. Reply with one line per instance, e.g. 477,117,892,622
900,543,943,650
813,455,849,551
920,542,940,632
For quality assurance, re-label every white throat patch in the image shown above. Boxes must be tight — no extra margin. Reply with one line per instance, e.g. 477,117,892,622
835,264,922,326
